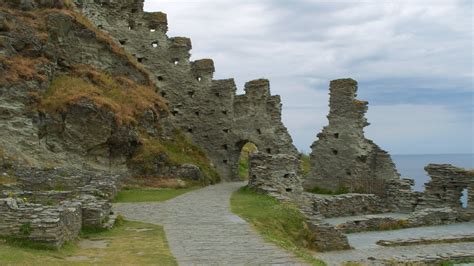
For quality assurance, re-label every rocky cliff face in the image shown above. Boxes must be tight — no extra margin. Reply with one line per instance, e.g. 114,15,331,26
0,1,182,177
304,79,400,193
0,0,297,183
75,0,298,180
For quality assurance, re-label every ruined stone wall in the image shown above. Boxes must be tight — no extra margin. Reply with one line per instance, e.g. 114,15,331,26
418,164,473,220
75,0,297,180
248,152,303,197
305,79,399,193
0,198,82,248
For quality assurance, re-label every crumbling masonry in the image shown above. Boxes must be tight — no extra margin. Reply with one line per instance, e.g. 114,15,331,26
76,0,298,180
304,79,400,194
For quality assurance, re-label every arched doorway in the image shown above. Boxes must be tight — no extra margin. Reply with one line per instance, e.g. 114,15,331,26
235,141,258,180
461,187,468,209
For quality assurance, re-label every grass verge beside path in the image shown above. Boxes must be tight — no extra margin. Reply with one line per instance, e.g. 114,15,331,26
0,220,177,265
114,187,197,203
230,186,326,266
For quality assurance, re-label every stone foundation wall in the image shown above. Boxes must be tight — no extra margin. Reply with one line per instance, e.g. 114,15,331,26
0,198,82,248
0,165,121,247
305,193,387,218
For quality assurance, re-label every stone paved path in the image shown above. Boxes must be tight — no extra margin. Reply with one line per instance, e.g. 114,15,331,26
315,222,474,265
114,182,307,265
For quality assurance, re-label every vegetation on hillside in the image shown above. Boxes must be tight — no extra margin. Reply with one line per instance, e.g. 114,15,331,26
0,220,177,265
231,187,325,266
130,130,220,185
39,66,167,126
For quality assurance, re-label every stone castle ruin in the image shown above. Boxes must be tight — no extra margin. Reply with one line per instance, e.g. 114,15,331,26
0,0,472,259
304,78,400,194
77,0,297,180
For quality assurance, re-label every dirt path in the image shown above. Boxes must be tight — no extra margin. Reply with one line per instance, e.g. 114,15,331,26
114,182,307,265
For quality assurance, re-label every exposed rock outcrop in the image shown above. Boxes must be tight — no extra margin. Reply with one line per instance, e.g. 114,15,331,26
304,79,400,194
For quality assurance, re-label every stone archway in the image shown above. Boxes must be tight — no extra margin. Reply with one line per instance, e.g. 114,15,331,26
235,141,258,180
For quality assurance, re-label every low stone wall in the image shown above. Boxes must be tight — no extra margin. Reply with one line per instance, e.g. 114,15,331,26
377,234,474,247
0,198,82,248
334,208,457,233
0,165,122,247
305,192,387,218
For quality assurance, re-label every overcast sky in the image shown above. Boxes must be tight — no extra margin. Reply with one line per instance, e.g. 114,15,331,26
144,0,473,155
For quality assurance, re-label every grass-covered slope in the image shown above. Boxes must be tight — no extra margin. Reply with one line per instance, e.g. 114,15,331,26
39,66,167,126
231,187,325,266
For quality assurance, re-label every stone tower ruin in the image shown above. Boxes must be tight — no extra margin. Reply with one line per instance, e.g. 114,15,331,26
76,0,298,180
304,79,400,194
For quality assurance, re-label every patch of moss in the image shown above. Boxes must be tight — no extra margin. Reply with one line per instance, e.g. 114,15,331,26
130,130,220,185
39,66,167,126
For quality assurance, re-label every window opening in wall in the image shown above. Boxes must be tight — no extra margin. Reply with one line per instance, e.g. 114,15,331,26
237,142,258,181
171,110,178,116
195,111,200,116
187,128,193,133
334,133,339,138
160,91,167,97
172,59,179,65
332,149,338,155
286,188,292,192
223,160,228,164
197,77,202,82
222,110,228,115
215,92,220,97
151,41,158,48
157,76,164,81
257,129,262,135
222,144,228,150
266,148,271,154
131,8,138,13
137,57,145,63
188,91,195,98
346,170,352,176
119,39,127,45
98,25,103,29
223,129,229,133
150,28,156,32
284,174,290,179
461,188,468,209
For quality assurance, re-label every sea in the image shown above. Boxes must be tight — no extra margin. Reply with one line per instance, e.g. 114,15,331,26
392,154,473,205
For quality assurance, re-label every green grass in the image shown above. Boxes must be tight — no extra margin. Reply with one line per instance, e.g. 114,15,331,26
299,153,311,177
237,142,258,180
0,220,177,265
114,187,196,203
308,186,349,195
231,187,325,266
